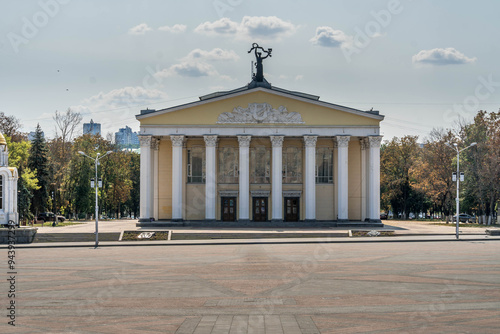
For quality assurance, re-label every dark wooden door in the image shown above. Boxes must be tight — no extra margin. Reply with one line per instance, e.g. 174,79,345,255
221,197,236,221
253,197,268,222
285,197,299,222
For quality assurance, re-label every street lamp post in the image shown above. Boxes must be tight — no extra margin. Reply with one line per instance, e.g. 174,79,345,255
445,142,476,240
78,150,113,248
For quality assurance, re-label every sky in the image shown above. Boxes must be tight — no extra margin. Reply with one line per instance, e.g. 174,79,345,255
1,0,500,141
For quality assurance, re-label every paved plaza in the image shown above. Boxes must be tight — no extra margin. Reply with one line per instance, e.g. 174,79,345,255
2,235,500,333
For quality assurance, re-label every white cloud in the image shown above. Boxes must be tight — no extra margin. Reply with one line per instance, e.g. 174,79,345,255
154,48,239,80
154,61,218,79
194,18,239,36
69,86,168,135
183,48,239,61
295,75,304,81
82,86,167,108
412,48,477,65
310,26,352,48
240,16,297,39
128,23,153,35
158,24,187,33
194,16,297,40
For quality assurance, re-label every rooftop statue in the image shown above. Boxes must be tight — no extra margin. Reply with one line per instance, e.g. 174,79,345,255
248,43,272,82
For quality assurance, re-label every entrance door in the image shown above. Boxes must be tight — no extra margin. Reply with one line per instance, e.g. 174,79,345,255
285,197,299,222
221,197,236,221
253,197,268,222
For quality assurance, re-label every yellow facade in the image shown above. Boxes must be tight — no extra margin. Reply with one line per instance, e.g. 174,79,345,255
138,84,383,224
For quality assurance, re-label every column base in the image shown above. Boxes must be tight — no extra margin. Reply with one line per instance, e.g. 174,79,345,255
171,218,184,222
305,219,316,223
138,217,154,222
204,219,216,223
368,218,382,224
238,219,250,224
337,219,349,223
271,219,283,223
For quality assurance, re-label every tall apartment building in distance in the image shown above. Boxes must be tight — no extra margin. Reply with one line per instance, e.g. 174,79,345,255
115,126,139,148
83,119,101,136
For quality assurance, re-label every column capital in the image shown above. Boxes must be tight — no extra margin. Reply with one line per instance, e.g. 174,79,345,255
270,135,284,147
139,135,152,147
360,137,369,150
237,135,252,147
367,136,383,148
304,135,318,147
170,135,185,147
203,135,218,147
335,136,350,148
151,137,159,150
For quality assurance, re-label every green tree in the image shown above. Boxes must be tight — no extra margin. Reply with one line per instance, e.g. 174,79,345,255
0,112,25,142
6,137,39,223
49,108,82,216
381,135,422,219
66,134,115,218
28,124,50,215
460,111,500,225
415,129,457,221
124,151,140,218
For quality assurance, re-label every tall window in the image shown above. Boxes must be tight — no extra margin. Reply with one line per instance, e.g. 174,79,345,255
283,146,302,183
218,147,238,183
316,147,333,183
187,147,205,183
250,147,270,183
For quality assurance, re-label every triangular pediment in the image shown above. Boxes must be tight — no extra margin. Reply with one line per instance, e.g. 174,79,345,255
137,87,383,127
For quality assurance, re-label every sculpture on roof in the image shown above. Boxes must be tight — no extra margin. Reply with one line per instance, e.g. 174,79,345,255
248,43,272,82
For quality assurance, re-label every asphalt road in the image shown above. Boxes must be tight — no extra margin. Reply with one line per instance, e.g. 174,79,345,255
2,238,500,333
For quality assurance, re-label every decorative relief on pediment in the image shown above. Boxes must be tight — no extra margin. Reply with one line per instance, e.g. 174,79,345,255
217,103,305,124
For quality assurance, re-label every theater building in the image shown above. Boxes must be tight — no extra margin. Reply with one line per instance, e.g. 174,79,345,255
136,45,384,226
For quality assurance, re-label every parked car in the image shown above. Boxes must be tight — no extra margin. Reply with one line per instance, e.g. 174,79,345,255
37,212,65,223
452,214,476,223
380,212,388,220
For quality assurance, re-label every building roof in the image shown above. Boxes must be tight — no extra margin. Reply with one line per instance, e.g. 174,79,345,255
137,78,383,121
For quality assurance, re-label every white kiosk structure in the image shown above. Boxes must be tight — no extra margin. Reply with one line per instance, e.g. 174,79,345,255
0,133,19,225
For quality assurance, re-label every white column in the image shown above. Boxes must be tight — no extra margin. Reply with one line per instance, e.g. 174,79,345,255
204,135,218,221
271,136,284,222
139,136,152,222
171,135,185,221
152,138,159,220
336,136,350,222
238,135,251,222
360,138,368,222
367,136,383,222
304,136,317,221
